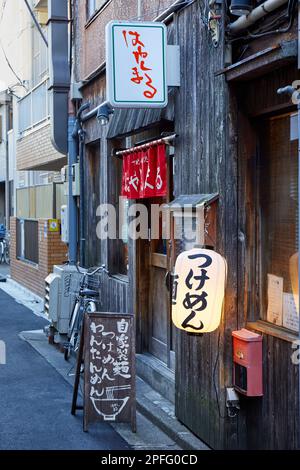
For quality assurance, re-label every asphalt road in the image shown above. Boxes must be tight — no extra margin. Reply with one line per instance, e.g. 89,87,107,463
0,289,130,450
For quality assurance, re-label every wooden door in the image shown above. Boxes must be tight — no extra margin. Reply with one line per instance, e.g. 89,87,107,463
147,151,175,369
85,142,101,267
148,232,175,368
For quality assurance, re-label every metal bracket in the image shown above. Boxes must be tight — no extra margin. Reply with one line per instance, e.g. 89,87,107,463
208,10,221,48
167,45,181,87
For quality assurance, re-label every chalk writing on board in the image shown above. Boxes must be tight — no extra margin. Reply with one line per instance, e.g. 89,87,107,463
88,318,132,421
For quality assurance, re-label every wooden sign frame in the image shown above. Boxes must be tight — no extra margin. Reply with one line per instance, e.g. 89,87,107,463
71,312,136,433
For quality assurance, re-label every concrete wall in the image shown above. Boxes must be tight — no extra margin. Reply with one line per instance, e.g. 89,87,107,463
16,123,66,171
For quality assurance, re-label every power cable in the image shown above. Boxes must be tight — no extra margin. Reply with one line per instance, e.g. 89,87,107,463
227,0,297,42
0,0,27,90
129,0,196,21
213,330,227,420
0,39,26,89
247,0,296,38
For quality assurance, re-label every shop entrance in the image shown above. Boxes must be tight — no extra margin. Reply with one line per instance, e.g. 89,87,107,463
147,197,176,369
137,142,176,370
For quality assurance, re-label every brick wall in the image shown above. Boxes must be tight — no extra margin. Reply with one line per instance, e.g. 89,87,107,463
16,122,67,171
75,0,174,80
10,217,68,297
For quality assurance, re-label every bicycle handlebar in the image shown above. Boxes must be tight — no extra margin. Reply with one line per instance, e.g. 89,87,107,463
76,263,109,277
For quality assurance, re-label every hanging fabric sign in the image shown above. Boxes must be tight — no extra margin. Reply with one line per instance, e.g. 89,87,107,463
121,143,167,199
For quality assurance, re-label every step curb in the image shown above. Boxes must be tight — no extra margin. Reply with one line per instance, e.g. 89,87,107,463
136,377,210,451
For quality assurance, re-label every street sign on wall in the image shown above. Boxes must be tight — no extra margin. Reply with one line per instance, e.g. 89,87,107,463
106,21,168,109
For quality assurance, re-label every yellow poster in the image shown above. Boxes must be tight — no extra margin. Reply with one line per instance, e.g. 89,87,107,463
49,219,59,233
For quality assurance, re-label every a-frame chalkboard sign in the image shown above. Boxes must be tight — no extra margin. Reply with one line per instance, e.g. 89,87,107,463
71,312,136,433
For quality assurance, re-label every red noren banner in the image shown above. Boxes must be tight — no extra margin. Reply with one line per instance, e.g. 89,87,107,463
121,143,167,199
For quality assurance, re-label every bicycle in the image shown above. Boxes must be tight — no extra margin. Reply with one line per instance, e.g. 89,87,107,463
0,238,9,265
0,240,4,264
3,232,10,265
64,264,108,361
0,225,9,265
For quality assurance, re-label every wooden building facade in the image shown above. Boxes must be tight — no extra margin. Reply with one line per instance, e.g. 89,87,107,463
73,0,299,449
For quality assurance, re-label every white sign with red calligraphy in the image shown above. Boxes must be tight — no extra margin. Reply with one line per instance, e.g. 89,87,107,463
106,21,168,108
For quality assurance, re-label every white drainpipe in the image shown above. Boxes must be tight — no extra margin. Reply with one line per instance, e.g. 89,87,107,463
228,0,289,34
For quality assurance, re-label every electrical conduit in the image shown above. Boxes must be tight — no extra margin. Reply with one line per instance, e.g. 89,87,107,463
228,0,289,34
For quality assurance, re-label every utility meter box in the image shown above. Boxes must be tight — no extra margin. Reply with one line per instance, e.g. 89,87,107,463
72,163,80,196
45,265,86,334
61,166,69,196
232,328,263,397
61,205,68,243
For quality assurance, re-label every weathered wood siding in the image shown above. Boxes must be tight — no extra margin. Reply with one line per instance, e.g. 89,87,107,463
170,2,238,449
236,64,300,450
77,0,299,450
245,333,299,450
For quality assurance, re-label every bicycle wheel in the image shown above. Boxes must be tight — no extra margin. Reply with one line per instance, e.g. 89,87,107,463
0,242,3,264
64,300,80,361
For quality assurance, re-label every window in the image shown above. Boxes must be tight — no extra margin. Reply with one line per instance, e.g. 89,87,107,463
32,26,48,86
16,219,39,265
87,0,109,20
258,113,299,332
108,149,129,277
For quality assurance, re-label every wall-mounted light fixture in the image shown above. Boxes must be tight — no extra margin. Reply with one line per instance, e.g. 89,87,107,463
230,0,253,16
96,102,114,126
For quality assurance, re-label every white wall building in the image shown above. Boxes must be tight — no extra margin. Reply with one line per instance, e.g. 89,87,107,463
0,0,62,226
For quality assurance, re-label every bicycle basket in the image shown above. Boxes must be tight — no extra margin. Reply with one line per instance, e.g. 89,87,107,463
85,273,102,290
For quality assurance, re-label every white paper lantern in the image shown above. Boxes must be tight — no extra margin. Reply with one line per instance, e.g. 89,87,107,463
172,248,227,333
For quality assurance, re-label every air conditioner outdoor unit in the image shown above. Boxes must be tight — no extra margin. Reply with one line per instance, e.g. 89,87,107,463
44,265,85,334
45,273,60,322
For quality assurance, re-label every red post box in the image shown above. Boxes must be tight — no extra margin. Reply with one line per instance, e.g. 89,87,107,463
232,328,263,397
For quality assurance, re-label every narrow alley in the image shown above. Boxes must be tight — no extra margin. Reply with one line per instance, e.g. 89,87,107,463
0,288,129,450
0,0,299,459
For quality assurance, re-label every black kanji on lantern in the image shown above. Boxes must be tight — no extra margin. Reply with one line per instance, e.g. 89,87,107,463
185,268,209,290
181,253,213,331
187,253,213,266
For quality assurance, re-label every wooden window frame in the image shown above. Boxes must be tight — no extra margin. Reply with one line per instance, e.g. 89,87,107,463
86,0,111,25
108,139,130,279
245,111,299,341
